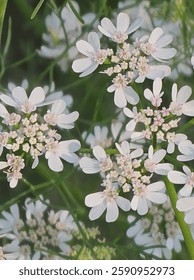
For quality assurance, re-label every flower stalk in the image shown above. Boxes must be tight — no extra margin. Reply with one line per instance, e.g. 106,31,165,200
164,177,194,260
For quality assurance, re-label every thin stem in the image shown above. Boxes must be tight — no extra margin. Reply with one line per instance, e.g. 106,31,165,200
164,177,194,260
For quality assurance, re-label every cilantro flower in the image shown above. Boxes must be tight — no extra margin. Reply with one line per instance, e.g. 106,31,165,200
98,12,143,43
0,86,46,113
72,32,107,77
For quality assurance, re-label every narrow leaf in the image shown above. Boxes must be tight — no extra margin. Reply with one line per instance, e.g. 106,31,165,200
0,0,8,48
31,0,45,19
67,0,85,24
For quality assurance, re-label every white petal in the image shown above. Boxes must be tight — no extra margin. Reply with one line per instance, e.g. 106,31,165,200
123,107,134,118
167,142,175,154
152,48,177,61
106,200,119,222
107,84,116,92
31,157,39,169
29,87,45,105
182,100,194,116
117,13,129,33
51,99,66,114
85,192,105,207
115,196,130,211
57,111,79,128
177,85,192,104
98,17,116,37
0,103,8,118
60,152,79,164
88,32,100,51
79,63,98,77
0,94,17,107
155,34,173,48
114,88,127,108
176,197,194,211
177,155,194,162
79,157,100,174
72,58,92,73
93,145,106,161
152,149,166,163
178,140,194,156
144,89,153,100
47,154,63,172
126,120,136,131
153,78,162,96
76,40,94,56
179,184,192,197
149,27,163,45
147,181,165,192
137,196,148,215
124,86,139,105
145,192,167,204
130,148,143,159
131,195,139,211
58,140,81,153
120,141,130,155
184,209,194,224
89,202,107,220
12,86,27,104
126,222,142,238
127,18,143,34
171,83,177,102
167,171,187,184
155,163,173,175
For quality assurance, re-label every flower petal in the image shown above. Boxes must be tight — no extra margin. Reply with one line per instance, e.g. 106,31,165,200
115,196,130,211
145,192,167,204
93,145,107,161
124,86,139,105
114,88,127,108
47,154,63,172
117,13,129,33
85,192,105,207
89,202,107,220
176,197,194,211
29,87,45,105
106,200,119,222
76,40,94,56
12,86,27,104
79,157,100,174
167,171,187,184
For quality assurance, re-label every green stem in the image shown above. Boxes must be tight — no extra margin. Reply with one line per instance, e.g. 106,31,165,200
164,177,194,259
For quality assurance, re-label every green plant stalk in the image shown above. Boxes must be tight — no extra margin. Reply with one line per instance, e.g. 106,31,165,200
0,0,8,48
164,178,194,260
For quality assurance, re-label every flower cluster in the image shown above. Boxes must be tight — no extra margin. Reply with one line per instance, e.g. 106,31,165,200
0,197,116,260
80,141,171,222
72,12,176,108
38,1,97,72
0,86,80,187
126,200,185,259
0,196,77,259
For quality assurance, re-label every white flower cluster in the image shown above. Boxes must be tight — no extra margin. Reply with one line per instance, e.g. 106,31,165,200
38,1,97,72
0,86,80,188
72,12,177,108
124,78,192,152
80,141,172,223
0,196,77,259
126,200,184,259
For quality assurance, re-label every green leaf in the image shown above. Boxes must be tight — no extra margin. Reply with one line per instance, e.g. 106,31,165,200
3,17,11,56
0,0,8,48
31,0,45,19
67,0,85,24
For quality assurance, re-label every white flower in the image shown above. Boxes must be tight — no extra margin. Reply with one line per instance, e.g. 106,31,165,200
72,32,107,77
168,166,194,196
2,239,32,260
85,188,130,222
166,133,187,154
115,140,143,159
0,86,46,113
144,78,164,107
123,107,138,131
0,204,23,235
82,126,112,148
169,83,192,116
176,197,194,224
140,27,177,62
98,12,143,43
107,74,139,108
45,139,80,172
144,145,173,175
79,145,112,174
135,65,171,83
131,181,167,215
135,232,172,259
177,140,194,162
25,196,49,221
44,99,79,129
